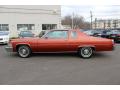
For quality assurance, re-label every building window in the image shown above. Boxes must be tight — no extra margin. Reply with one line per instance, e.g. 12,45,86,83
42,24,57,30
17,24,35,31
0,24,9,31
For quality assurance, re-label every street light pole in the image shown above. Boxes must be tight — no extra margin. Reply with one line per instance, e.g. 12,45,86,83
95,18,97,29
72,12,74,29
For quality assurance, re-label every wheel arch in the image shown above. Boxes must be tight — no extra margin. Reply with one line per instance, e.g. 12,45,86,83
77,45,96,51
16,43,31,52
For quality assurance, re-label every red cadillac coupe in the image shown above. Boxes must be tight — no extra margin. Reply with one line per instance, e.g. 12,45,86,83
5,29,115,58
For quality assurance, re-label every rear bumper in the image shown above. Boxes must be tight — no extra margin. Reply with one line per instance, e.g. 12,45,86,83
5,46,13,52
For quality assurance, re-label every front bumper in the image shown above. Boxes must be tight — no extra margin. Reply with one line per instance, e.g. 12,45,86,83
5,46,13,52
0,40,9,44
112,45,115,50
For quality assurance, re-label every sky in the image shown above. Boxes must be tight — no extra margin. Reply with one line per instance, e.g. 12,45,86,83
61,5,120,22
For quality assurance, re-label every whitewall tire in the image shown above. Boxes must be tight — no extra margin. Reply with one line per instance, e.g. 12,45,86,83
17,45,31,58
78,47,93,59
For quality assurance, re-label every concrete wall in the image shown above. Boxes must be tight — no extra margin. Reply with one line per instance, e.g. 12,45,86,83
0,5,61,37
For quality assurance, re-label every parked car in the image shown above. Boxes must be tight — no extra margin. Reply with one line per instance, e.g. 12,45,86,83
5,29,114,59
109,30,120,42
97,30,112,38
91,30,103,37
79,29,88,32
82,30,102,37
18,31,35,38
82,30,95,36
0,31,9,44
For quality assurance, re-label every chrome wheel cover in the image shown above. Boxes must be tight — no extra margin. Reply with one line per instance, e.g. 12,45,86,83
81,47,93,58
18,46,30,57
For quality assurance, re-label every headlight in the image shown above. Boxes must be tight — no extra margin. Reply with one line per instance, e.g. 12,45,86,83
4,37,9,40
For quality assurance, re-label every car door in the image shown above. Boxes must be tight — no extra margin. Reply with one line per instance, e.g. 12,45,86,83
68,31,79,51
37,30,69,52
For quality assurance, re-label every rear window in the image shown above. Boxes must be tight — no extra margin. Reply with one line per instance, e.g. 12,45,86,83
71,31,77,39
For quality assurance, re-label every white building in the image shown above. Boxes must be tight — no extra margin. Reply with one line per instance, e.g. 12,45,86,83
92,19,120,30
0,5,61,37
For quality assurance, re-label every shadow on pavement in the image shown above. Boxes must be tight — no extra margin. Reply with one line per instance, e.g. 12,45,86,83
30,53,77,57
11,52,109,59
0,44,7,46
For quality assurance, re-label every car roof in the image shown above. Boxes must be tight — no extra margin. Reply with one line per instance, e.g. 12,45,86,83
50,29,79,31
51,29,69,31
20,31,32,32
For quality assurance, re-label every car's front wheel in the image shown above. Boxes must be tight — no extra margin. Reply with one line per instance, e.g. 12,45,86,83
78,47,93,59
17,45,31,58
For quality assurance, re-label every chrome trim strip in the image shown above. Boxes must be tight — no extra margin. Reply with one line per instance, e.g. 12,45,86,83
5,46,13,52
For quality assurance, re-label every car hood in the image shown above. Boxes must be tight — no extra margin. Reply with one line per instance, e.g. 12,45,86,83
10,37,39,42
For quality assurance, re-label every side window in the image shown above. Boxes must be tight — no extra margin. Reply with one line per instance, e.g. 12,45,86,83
71,31,77,39
45,31,68,39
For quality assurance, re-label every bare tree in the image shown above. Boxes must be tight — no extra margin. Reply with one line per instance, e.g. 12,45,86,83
62,15,72,28
62,15,90,29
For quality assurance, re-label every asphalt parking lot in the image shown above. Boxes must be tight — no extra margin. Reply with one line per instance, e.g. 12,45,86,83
0,44,120,85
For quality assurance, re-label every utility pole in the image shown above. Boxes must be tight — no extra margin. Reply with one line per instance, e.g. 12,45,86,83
90,11,93,29
95,18,97,29
72,12,74,29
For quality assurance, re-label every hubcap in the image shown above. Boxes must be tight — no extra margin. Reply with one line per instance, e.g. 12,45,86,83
81,47,92,58
83,49,90,55
18,46,29,57
21,49,27,55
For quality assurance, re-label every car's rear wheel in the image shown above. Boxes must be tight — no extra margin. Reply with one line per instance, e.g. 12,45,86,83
78,47,93,59
17,45,31,58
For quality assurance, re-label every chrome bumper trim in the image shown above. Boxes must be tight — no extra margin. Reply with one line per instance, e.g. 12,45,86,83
5,46,13,52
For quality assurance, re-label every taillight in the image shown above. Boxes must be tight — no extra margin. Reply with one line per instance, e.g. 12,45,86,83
112,40,114,45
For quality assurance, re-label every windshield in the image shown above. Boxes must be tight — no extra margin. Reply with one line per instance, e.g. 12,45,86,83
0,32,9,36
20,31,33,37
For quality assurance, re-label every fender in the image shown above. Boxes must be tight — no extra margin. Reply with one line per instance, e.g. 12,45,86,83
77,45,96,50
14,43,31,52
